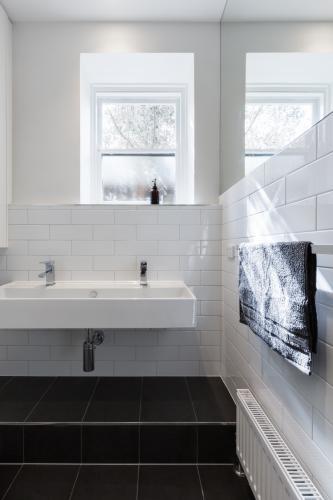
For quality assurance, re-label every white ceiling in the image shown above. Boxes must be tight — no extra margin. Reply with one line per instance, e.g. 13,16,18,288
2,0,333,23
0,0,227,22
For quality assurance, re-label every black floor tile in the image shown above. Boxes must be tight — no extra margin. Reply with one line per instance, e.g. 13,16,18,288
84,377,141,422
0,426,23,463
140,425,197,464
3,465,79,500
0,377,54,422
71,465,138,500
27,377,97,422
199,465,254,499
24,425,81,463
0,377,12,393
187,377,236,422
141,378,195,422
0,465,20,498
198,424,236,463
138,465,203,500
82,425,139,463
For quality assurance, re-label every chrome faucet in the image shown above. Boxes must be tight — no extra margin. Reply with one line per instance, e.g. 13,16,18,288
38,260,55,286
140,261,148,286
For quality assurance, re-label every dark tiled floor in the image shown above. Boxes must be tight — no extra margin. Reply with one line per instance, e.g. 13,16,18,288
0,465,255,500
0,377,236,465
0,376,234,424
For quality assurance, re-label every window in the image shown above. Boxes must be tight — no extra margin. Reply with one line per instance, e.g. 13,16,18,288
90,89,190,204
95,93,180,203
80,53,194,204
245,87,326,175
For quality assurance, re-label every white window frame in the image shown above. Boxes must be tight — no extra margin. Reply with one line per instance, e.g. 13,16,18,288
90,85,189,204
245,84,329,157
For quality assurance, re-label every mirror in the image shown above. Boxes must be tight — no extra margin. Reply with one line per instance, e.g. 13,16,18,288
245,53,333,174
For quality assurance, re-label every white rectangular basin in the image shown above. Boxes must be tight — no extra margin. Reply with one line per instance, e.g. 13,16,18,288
0,281,197,329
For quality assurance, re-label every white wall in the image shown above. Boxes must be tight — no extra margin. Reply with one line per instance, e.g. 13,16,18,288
221,22,333,192
13,22,220,205
0,204,222,376
0,5,12,247
220,112,333,498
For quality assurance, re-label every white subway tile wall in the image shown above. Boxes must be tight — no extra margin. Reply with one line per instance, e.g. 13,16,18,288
0,205,222,378
220,112,333,499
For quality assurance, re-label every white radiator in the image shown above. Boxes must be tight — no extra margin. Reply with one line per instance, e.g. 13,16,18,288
236,389,323,500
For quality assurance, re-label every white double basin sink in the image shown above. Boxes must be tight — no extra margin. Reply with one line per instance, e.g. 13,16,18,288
0,281,197,329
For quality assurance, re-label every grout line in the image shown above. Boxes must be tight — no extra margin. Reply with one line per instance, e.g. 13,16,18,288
68,464,81,500
1,461,236,466
24,377,57,422
136,376,143,500
196,464,206,500
1,464,23,500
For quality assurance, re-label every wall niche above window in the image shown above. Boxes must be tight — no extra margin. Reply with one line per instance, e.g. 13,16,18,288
80,53,194,204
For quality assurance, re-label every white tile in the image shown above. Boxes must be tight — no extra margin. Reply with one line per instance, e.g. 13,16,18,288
0,361,28,375
317,191,333,230
314,340,333,386
9,225,49,240
200,331,221,346
180,255,221,271
136,346,178,361
158,209,200,225
115,209,157,225
201,241,222,255
197,315,221,331
8,346,50,361
201,209,222,225
51,346,81,361
29,270,72,281
29,361,71,376
265,127,316,185
0,347,7,360
317,304,333,346
179,346,220,361
115,331,158,346
137,256,179,271
318,112,333,158
137,225,179,241
286,152,333,203
313,410,333,461
7,256,42,270
158,331,200,346
93,225,136,240
115,240,158,256
201,271,221,286
221,163,265,206
223,198,247,224
29,240,71,256
199,361,221,376
157,361,199,376
6,240,28,256
71,240,114,256
0,331,29,345
54,256,93,271
72,209,114,225
94,256,136,270
8,209,27,224
96,346,135,361
50,225,92,240
201,301,221,315
158,241,200,255
180,225,221,241
28,209,71,224
29,330,72,346
247,178,285,216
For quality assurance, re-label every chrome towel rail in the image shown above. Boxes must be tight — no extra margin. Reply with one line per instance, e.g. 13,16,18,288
227,244,333,259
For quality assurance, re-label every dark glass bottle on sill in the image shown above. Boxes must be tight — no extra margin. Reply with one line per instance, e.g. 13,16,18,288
150,179,160,205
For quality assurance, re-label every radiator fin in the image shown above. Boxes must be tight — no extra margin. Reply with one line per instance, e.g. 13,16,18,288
237,389,323,500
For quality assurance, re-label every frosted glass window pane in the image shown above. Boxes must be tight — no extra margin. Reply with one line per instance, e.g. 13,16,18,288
245,102,314,152
102,103,176,150
102,155,176,203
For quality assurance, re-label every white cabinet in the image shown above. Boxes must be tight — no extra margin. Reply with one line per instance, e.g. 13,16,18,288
0,6,12,248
